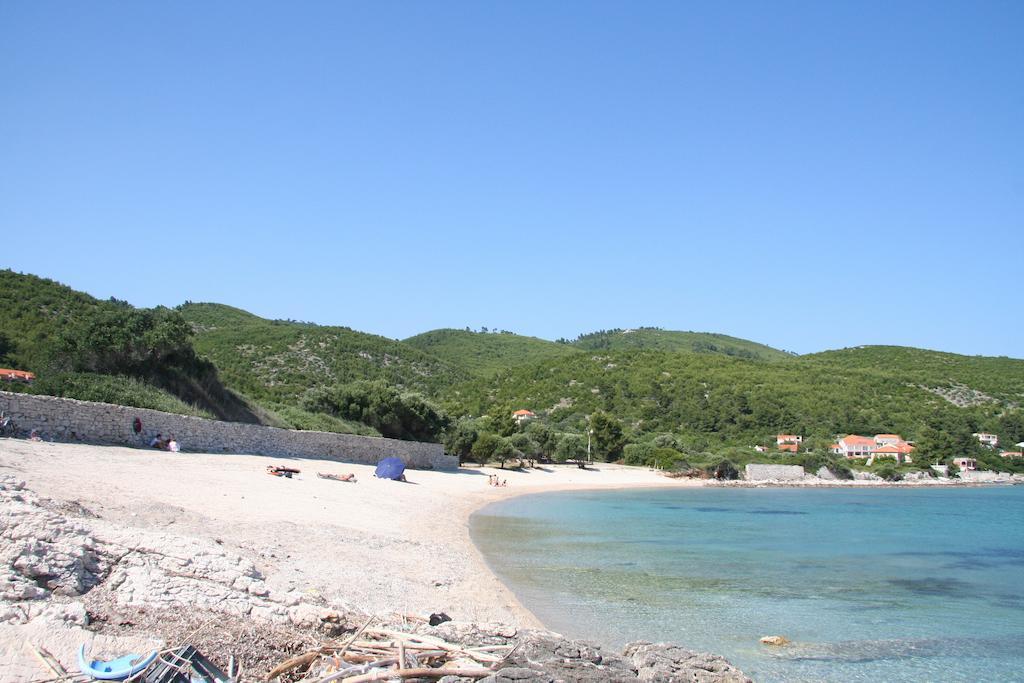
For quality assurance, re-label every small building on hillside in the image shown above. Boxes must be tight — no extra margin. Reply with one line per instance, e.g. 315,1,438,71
777,434,802,445
973,432,999,448
754,445,767,453
512,409,536,425
953,457,978,471
778,442,799,453
1000,451,1023,459
0,369,35,384
832,435,876,459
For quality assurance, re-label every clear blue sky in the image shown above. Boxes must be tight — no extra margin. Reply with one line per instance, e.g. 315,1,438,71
2,1,1021,357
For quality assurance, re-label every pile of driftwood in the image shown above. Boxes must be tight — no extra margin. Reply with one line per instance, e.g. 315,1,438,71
268,619,513,682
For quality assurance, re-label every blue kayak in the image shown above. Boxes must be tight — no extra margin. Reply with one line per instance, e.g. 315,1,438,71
78,643,159,680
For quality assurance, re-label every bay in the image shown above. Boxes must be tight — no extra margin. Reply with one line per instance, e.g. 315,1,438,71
470,486,1024,682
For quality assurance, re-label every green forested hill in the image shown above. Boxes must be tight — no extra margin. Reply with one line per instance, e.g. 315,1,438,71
404,328,581,377
570,327,793,361
0,270,104,370
804,346,1024,407
446,348,1022,448
4,270,1022,461
178,303,469,403
0,270,260,421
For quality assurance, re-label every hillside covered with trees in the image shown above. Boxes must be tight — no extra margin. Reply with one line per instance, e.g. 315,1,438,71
404,328,582,377
2,270,1022,477
567,327,794,361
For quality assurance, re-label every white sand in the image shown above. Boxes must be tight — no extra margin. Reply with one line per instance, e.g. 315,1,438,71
0,439,702,628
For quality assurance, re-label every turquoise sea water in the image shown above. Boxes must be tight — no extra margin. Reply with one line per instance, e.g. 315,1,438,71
470,486,1024,682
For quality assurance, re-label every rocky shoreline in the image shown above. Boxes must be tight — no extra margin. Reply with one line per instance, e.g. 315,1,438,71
0,475,749,681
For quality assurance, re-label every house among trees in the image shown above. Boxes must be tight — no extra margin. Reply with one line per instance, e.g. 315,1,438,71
1000,451,1023,459
831,435,876,458
512,409,536,425
0,368,35,384
973,432,999,448
830,433,915,461
776,434,801,452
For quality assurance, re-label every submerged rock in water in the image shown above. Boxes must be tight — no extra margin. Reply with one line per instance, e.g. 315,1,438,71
760,635,789,646
624,642,753,682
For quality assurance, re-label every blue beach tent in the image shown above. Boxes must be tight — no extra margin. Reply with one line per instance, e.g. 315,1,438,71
374,456,406,480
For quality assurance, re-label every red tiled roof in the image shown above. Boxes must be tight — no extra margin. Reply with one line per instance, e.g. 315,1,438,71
874,442,915,454
0,369,35,381
841,435,875,446
778,443,798,452
512,409,535,416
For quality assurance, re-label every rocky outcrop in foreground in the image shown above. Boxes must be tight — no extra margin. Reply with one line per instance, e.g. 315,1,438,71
424,624,750,683
1,475,749,681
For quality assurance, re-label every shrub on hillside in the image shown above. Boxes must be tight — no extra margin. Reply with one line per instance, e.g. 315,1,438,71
302,381,449,441
623,442,656,466
30,372,210,417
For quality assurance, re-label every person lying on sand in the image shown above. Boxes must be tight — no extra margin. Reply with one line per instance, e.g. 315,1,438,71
317,472,356,482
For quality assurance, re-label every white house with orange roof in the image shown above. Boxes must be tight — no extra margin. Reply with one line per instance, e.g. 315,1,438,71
831,435,877,459
1000,451,1022,459
512,409,536,425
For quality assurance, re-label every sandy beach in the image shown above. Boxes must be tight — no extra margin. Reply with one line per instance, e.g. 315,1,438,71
0,439,707,679
4,439,1016,680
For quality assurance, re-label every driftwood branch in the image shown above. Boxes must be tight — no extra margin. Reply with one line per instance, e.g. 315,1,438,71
340,668,493,683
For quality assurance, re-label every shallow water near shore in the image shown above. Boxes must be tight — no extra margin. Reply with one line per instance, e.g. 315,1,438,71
470,485,1024,682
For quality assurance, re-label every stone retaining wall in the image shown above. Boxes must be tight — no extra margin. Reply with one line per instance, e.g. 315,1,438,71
0,391,456,470
744,463,805,481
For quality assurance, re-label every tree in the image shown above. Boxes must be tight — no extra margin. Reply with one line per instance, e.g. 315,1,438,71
623,442,656,466
917,412,981,463
492,437,514,468
57,307,196,377
472,432,513,467
509,432,539,465
998,412,1024,447
554,434,587,467
0,332,13,365
490,410,518,437
590,411,626,462
303,381,449,441
443,419,478,465
526,422,558,459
